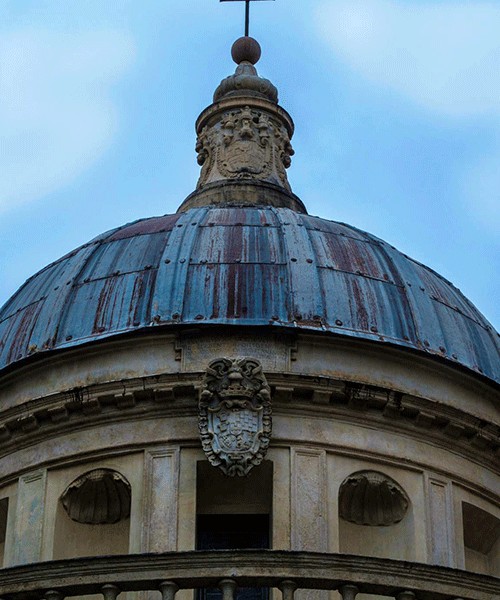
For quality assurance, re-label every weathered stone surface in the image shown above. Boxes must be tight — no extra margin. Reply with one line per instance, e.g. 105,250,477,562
199,357,272,476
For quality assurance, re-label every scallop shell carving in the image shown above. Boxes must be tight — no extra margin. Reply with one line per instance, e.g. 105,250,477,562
61,469,131,524
339,470,409,526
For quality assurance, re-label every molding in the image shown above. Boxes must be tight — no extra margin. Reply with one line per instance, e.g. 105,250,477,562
0,550,498,599
0,373,498,470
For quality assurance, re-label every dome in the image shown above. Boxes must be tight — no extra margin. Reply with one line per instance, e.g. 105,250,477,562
0,37,498,388
1,203,498,384
1,30,499,600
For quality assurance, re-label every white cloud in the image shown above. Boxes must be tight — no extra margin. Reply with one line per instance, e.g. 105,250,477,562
0,29,135,212
315,0,500,230
315,0,500,117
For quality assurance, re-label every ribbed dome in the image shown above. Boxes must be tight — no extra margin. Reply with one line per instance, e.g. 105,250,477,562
1,205,498,384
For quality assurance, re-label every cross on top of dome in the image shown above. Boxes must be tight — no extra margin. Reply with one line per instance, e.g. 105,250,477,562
220,0,275,37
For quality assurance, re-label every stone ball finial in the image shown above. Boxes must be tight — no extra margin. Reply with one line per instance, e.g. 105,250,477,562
231,36,261,65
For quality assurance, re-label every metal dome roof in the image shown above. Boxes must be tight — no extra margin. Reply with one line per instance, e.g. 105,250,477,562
1,205,499,384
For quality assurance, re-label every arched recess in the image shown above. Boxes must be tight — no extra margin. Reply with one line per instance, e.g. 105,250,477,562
338,470,415,561
53,469,131,559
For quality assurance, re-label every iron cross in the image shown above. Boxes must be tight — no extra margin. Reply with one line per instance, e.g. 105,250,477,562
220,0,275,37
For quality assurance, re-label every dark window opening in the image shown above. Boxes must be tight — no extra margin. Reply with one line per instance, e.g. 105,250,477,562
196,513,270,600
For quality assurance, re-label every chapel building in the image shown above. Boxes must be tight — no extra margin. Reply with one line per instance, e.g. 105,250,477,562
0,35,499,600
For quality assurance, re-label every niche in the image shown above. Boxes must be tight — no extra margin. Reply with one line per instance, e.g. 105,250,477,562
53,469,131,559
462,502,500,575
338,470,415,561
0,498,8,567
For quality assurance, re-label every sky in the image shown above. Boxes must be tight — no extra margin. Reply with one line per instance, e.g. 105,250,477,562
0,0,498,329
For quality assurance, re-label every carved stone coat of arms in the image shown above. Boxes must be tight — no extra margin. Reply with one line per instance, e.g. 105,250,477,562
199,358,272,476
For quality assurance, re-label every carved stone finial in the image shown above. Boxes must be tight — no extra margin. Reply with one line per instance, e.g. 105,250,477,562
199,357,272,476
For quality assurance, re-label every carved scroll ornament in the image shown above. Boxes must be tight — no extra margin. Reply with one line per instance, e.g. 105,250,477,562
199,357,272,476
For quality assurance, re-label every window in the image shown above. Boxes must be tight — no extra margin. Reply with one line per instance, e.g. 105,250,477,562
196,461,273,600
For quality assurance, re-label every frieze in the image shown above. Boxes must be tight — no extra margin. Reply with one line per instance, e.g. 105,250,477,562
199,357,272,476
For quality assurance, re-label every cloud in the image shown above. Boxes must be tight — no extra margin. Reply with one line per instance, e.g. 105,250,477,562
315,0,500,118
0,29,135,213
314,0,500,231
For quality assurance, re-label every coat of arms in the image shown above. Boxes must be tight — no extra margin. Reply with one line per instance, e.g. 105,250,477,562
199,357,272,476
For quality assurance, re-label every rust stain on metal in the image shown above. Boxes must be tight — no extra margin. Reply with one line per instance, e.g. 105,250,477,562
0,206,498,384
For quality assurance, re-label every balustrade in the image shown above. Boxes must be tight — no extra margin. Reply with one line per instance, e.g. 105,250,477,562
0,551,497,600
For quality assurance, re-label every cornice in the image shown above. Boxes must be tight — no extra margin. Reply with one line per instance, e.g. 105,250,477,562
0,372,498,470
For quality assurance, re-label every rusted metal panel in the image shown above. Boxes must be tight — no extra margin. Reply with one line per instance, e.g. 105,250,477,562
0,206,498,384
183,263,289,323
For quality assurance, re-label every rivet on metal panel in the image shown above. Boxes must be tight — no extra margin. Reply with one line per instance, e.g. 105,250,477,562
370,326,378,333
195,314,204,320
403,335,410,341
172,313,180,320
152,315,161,324
420,286,425,291
66,335,73,341
452,353,458,359
291,258,297,262
165,259,171,264
439,346,446,353
177,224,183,228
180,258,186,263
271,315,279,321
306,258,313,263
191,222,197,226
424,340,430,347
335,320,343,326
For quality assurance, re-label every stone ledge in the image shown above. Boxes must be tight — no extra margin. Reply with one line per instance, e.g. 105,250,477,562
0,373,498,466
0,550,498,600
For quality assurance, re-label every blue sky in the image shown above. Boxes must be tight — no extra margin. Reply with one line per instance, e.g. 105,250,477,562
0,0,498,328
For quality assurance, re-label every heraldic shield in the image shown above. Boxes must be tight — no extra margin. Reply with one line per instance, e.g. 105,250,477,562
199,358,272,476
